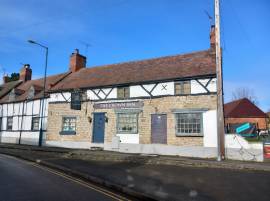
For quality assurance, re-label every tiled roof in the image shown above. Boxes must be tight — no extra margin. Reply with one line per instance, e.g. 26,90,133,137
0,80,22,99
50,49,216,91
224,98,267,118
0,72,70,103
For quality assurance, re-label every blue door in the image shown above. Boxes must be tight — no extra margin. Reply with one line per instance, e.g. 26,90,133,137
93,113,105,143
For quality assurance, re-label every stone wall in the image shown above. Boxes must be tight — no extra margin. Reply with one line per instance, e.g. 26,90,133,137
46,94,217,146
140,95,216,146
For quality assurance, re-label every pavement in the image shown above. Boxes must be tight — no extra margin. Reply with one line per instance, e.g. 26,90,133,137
1,143,270,201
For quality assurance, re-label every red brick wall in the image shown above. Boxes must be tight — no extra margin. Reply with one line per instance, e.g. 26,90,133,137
225,117,268,130
69,50,86,73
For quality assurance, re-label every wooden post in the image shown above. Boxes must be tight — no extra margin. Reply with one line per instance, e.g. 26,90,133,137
215,0,225,160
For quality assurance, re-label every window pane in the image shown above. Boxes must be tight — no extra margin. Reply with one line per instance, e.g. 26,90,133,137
7,117,13,130
117,113,138,134
62,117,76,132
183,81,191,94
175,81,191,95
175,83,181,95
117,87,129,99
71,92,81,110
32,117,40,130
175,113,202,135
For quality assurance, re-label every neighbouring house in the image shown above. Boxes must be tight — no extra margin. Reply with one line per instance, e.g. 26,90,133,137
224,98,268,133
0,62,72,145
45,26,218,157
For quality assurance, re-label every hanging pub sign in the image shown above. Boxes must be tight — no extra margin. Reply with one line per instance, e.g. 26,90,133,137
70,91,81,110
93,101,143,109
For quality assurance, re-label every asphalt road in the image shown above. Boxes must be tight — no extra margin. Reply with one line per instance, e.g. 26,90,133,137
0,154,129,201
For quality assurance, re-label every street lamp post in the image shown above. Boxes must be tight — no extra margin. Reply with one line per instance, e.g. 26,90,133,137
28,40,48,147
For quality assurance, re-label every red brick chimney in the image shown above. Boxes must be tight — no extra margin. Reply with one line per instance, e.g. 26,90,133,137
20,64,32,82
3,74,9,83
69,49,86,73
210,25,216,48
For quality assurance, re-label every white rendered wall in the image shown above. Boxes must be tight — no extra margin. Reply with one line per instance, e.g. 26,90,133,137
50,79,216,103
50,92,71,102
151,82,174,96
116,134,139,144
130,86,149,97
87,88,117,100
191,78,217,94
0,98,49,146
203,110,217,147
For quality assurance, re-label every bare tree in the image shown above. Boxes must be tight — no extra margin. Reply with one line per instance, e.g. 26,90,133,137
231,87,259,105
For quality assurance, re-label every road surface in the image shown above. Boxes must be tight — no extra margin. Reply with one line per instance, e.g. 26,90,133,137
0,154,130,201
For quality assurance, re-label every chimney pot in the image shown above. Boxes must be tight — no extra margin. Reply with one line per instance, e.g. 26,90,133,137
20,64,32,82
3,74,9,84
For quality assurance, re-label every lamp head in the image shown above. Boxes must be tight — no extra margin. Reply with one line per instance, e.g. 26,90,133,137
28,40,36,44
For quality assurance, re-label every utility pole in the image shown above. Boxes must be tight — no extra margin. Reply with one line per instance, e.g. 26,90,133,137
215,0,225,161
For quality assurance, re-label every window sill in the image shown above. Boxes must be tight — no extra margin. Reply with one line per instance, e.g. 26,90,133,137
59,131,76,135
117,133,139,135
176,134,203,137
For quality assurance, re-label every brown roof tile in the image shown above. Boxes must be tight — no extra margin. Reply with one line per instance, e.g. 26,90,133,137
0,72,70,103
50,49,216,91
0,80,22,99
224,98,267,118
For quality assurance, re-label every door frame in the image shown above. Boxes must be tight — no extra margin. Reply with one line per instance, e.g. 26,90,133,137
92,112,106,143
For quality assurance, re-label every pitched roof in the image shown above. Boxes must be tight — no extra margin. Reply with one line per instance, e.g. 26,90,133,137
0,80,22,99
0,72,71,103
224,98,267,118
50,49,216,91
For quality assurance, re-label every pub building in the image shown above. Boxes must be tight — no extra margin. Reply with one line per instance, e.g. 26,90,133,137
45,26,219,157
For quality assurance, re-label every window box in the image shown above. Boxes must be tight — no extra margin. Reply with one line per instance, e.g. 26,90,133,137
59,130,76,135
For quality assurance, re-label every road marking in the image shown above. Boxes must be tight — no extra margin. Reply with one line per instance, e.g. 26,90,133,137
0,154,132,201
31,163,131,201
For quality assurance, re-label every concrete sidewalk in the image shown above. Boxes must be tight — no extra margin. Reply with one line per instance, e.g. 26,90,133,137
1,143,270,201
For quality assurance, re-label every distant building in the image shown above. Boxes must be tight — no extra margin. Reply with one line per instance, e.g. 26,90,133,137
0,64,71,145
224,98,268,133
267,112,270,130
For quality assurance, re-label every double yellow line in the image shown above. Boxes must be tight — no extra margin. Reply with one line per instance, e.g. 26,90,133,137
2,154,132,201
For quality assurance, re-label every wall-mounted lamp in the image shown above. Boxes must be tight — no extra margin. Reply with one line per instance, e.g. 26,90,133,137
88,116,92,123
105,116,109,123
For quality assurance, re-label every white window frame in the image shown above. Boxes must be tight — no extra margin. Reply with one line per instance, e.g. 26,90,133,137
175,113,203,136
62,116,77,132
116,113,138,134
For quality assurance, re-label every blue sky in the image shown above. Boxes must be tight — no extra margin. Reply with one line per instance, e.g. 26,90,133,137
0,0,269,111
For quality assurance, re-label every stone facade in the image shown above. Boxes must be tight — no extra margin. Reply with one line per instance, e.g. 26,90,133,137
46,94,217,146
